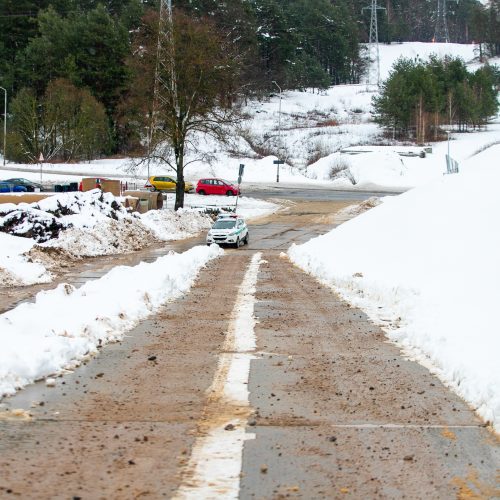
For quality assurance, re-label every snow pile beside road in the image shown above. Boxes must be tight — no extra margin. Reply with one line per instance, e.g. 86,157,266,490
141,208,212,241
289,164,500,432
38,218,158,257
0,190,215,285
0,233,52,286
183,193,279,220
0,244,223,397
0,189,130,243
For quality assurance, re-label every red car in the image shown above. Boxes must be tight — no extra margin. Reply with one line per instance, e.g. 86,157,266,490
196,178,240,196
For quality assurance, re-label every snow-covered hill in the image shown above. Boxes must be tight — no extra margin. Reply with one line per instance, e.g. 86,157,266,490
2,42,497,192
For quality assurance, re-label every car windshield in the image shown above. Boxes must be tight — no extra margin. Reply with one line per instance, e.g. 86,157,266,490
213,220,236,229
221,179,233,185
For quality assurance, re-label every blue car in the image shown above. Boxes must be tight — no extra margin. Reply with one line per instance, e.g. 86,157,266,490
0,182,28,193
4,178,43,192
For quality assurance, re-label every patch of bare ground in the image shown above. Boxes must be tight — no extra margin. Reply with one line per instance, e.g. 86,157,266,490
336,196,382,218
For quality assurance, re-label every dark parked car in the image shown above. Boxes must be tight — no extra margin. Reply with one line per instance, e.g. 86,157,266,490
0,182,27,193
4,178,44,192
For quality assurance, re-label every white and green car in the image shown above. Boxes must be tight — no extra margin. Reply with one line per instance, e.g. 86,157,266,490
207,215,249,248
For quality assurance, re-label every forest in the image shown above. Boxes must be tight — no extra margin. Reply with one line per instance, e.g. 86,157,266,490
0,0,498,160
373,56,499,142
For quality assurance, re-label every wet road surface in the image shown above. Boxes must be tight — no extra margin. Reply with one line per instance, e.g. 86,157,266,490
0,198,498,498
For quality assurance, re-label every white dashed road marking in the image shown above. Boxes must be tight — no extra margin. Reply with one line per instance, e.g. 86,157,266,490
174,252,262,499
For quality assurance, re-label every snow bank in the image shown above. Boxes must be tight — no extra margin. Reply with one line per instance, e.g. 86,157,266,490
306,150,410,188
0,233,51,286
0,190,215,285
0,244,223,396
183,193,279,220
140,208,213,241
0,189,132,243
289,164,500,432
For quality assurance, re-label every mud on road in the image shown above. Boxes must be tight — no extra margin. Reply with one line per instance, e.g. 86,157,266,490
0,200,498,499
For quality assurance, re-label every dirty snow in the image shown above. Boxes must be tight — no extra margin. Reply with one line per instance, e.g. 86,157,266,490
0,233,52,286
0,190,217,286
0,244,223,397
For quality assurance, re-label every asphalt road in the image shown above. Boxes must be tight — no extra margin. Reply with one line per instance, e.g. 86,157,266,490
0,197,498,499
242,183,404,201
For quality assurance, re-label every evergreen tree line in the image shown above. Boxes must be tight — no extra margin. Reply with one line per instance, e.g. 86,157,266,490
0,0,499,162
0,0,363,162
350,0,499,50
373,56,499,143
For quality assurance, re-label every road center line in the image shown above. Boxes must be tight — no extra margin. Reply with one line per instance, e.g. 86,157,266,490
174,252,262,500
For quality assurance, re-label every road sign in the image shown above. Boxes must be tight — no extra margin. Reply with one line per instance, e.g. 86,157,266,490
273,159,284,182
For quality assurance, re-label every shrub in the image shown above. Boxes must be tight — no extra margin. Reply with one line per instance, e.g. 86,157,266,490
328,156,356,185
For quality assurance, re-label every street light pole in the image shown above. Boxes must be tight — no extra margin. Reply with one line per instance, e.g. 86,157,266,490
272,81,282,183
0,87,6,166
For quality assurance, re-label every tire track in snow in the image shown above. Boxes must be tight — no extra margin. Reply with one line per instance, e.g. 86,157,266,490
174,252,262,499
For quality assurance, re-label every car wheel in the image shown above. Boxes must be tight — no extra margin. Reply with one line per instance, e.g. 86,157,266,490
226,190,234,196
244,233,249,245
198,190,206,195
234,237,240,248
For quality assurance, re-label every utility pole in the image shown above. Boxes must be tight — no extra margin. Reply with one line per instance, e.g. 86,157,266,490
272,81,282,183
434,0,458,43
148,0,176,179
362,0,386,88
0,87,6,166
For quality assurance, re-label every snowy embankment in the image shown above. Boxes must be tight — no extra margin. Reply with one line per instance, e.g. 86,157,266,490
0,42,495,192
0,233,51,286
0,244,223,397
0,190,212,286
289,162,500,432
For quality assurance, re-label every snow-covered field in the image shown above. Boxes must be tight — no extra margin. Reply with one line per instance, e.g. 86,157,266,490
1,42,499,434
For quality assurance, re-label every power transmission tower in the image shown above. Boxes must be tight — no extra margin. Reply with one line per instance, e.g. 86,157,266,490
153,0,176,115
434,0,458,43
147,0,176,176
362,0,386,88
